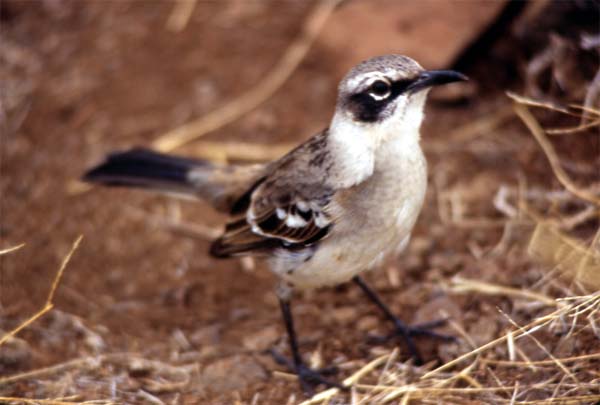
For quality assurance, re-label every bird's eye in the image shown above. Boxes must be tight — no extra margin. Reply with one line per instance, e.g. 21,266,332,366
368,80,391,98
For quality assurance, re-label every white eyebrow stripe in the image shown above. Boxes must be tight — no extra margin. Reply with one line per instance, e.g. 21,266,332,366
347,72,385,90
349,69,416,91
364,76,391,87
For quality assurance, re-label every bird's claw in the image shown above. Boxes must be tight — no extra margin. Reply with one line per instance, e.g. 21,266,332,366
399,318,457,341
367,317,457,365
269,349,345,395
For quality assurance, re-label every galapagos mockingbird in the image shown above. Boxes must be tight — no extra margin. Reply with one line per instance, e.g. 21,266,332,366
84,54,467,393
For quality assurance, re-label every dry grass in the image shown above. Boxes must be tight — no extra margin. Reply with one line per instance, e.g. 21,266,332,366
285,292,600,404
0,237,82,347
0,233,199,404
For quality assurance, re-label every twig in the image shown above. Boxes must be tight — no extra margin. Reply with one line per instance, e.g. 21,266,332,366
0,399,115,405
559,205,599,231
569,103,600,117
137,389,165,405
581,67,600,124
506,92,581,117
498,308,579,384
152,0,342,152
0,236,82,347
546,118,600,135
0,243,25,255
0,352,194,387
483,351,600,367
448,276,558,307
505,395,600,404
165,0,197,32
298,352,394,405
512,103,600,205
187,140,295,162
0,354,103,385
421,294,598,379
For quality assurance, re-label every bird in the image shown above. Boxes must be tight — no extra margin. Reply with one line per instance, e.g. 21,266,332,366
83,54,467,394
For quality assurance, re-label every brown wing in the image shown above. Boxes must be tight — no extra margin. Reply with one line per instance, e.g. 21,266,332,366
210,132,336,258
210,194,334,258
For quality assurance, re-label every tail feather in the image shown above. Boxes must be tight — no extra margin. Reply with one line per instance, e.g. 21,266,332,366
83,148,209,197
83,148,267,213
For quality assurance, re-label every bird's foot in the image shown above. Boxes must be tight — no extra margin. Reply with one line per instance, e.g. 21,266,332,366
397,318,457,341
367,318,456,365
269,349,344,395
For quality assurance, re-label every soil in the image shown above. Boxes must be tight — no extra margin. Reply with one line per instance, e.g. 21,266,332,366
1,1,598,405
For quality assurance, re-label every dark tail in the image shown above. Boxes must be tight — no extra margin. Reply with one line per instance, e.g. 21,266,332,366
83,148,210,197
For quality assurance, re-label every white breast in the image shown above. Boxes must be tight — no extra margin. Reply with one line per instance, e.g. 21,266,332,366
273,133,428,290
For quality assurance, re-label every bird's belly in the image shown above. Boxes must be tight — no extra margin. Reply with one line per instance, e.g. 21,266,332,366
282,231,407,289
274,174,426,289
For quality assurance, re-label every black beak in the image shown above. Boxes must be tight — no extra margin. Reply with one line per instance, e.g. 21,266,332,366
407,70,468,93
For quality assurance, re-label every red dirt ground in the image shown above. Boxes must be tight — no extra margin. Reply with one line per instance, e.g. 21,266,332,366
2,1,599,404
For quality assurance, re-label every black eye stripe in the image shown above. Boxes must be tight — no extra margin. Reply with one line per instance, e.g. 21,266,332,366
346,77,418,123
364,78,414,99
390,79,413,94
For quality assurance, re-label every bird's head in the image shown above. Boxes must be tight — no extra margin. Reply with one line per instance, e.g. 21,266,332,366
333,55,467,141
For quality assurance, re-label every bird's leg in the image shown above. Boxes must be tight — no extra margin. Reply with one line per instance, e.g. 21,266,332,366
270,284,344,395
352,276,455,365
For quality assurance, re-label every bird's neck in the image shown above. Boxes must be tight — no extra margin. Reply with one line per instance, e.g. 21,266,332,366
326,116,376,188
327,98,425,188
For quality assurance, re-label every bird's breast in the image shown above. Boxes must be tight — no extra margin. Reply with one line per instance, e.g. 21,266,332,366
272,138,427,290
343,138,427,239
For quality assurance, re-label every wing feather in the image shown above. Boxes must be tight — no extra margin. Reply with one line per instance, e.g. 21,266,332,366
210,132,337,257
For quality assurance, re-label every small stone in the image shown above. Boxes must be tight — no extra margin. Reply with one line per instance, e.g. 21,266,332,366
404,255,424,272
330,306,358,325
199,355,267,394
468,316,498,346
356,315,380,332
242,325,280,351
410,236,432,255
127,358,152,378
413,295,462,333
190,324,221,347
0,334,31,373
